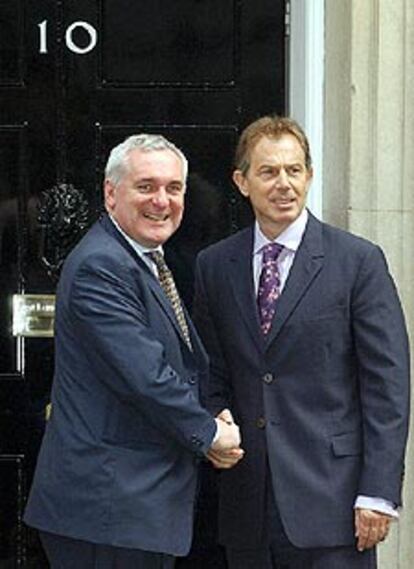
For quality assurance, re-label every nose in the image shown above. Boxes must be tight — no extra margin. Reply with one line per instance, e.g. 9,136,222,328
152,187,169,208
275,168,289,189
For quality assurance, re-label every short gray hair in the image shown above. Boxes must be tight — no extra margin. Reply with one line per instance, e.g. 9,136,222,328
105,134,188,186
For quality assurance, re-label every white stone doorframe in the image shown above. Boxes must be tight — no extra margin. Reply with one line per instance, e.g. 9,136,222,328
288,0,324,219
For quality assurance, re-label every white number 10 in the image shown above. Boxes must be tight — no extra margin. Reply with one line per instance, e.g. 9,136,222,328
38,20,98,55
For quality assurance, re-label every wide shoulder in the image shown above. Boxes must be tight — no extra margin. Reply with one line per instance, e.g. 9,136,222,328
197,226,252,262
318,218,379,255
304,216,391,276
61,219,142,278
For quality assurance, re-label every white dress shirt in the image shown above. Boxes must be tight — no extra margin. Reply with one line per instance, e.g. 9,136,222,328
253,208,308,295
252,208,398,519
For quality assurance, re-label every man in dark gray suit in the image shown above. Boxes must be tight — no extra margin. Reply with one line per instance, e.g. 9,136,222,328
193,116,410,569
24,134,243,568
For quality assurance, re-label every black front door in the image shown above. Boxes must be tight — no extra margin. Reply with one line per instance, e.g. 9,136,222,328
0,1,287,566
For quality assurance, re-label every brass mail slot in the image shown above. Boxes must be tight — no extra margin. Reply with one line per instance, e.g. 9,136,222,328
12,294,56,337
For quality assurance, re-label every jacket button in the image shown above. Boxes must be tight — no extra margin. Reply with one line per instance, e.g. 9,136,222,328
256,417,266,429
263,373,274,384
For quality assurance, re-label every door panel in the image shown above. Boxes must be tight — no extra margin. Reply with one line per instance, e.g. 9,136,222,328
0,1,287,565
103,0,236,85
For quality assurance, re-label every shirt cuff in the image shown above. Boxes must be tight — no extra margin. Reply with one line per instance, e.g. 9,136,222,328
354,495,399,519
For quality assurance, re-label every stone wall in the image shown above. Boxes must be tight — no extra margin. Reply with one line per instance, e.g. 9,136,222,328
324,1,414,567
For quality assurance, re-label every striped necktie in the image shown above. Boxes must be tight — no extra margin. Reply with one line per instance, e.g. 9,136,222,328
147,251,192,350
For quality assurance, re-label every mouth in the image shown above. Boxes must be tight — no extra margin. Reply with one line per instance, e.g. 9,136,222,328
144,213,170,222
274,197,295,207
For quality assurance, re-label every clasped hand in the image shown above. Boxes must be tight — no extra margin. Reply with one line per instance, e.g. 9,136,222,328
207,409,245,469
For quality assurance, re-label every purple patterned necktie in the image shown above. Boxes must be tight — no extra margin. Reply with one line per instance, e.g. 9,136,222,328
257,243,284,335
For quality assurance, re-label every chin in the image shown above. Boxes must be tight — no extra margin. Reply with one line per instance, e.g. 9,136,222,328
148,231,175,247
277,209,300,222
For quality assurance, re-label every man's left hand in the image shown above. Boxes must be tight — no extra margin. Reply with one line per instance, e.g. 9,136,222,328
355,508,392,551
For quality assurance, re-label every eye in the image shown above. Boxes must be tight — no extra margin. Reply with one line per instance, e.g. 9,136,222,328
287,165,304,176
258,168,274,180
136,183,153,193
167,184,184,195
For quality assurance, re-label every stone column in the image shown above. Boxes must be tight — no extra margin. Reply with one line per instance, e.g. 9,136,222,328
324,1,414,567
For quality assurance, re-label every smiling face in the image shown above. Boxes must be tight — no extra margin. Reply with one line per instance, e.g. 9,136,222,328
233,134,313,239
104,148,185,247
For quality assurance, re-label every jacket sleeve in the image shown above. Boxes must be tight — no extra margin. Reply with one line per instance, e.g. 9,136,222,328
352,245,410,506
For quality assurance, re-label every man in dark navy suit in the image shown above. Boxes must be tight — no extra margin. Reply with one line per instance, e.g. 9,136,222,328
24,134,243,568
193,116,410,569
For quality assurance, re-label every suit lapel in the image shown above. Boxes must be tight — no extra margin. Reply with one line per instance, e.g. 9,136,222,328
99,214,152,276
184,305,209,364
147,277,207,362
227,227,265,353
100,214,193,352
265,213,324,347
145,277,190,343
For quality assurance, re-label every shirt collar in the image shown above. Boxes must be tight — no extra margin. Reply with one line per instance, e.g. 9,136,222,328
253,208,309,255
108,215,163,257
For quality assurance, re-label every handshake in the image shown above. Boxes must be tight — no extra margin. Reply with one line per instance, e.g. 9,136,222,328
207,409,245,469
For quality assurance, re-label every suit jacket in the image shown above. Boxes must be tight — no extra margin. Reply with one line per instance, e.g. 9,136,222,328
24,214,216,556
193,212,410,549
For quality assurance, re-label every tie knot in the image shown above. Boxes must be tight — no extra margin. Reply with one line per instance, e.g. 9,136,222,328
261,243,284,263
147,250,166,268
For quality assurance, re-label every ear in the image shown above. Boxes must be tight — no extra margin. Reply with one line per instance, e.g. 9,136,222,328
305,167,314,193
104,180,116,211
233,170,249,198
